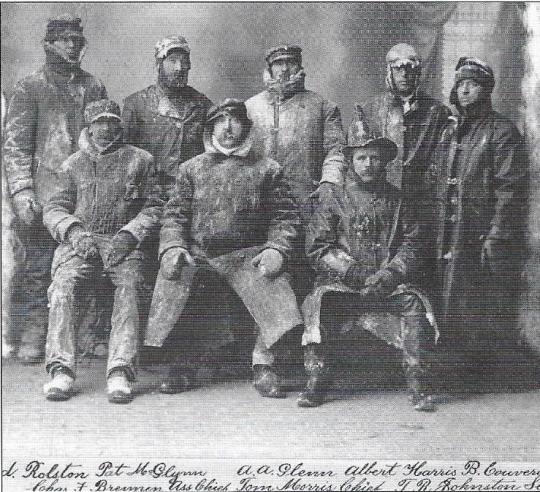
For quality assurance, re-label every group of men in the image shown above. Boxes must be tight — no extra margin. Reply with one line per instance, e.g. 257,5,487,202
3,15,527,411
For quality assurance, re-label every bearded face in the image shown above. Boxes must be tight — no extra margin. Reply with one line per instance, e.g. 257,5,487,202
270,59,301,84
49,35,86,64
212,114,245,149
158,51,190,89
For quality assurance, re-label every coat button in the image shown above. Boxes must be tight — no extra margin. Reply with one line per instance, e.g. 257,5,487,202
447,177,458,186
176,122,183,129
449,214,457,223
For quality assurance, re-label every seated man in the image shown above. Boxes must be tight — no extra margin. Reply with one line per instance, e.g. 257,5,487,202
145,99,303,398
42,99,161,404
300,109,438,411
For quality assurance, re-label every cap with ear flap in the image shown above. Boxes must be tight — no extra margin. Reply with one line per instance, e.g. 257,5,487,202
44,14,85,42
345,106,398,164
265,45,302,67
449,56,495,106
155,36,191,65
386,43,421,69
206,98,251,127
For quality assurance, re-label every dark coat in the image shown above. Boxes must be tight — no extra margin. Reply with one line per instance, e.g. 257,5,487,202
301,173,435,345
3,64,107,204
122,84,212,192
246,74,345,220
356,90,451,196
43,128,161,275
424,102,528,323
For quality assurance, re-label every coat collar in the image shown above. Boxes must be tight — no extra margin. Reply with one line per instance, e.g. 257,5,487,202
202,128,253,158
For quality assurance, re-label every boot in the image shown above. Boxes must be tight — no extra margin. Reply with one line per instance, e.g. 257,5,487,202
18,317,47,364
43,365,75,401
253,364,286,398
297,344,331,408
159,365,196,394
107,368,133,404
404,365,435,412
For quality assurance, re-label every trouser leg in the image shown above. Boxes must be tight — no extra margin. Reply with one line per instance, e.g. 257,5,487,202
46,256,95,377
17,223,56,362
106,259,146,380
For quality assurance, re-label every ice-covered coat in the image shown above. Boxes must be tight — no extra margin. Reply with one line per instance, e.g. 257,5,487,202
3,64,107,203
245,71,345,221
122,83,212,192
43,128,161,275
424,102,528,323
301,173,436,346
355,90,451,196
145,130,302,348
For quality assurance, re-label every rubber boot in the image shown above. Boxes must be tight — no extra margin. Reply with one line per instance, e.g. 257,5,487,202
160,364,196,394
297,344,331,408
18,311,48,364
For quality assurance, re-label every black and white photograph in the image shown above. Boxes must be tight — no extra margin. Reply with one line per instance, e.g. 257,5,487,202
2,2,540,491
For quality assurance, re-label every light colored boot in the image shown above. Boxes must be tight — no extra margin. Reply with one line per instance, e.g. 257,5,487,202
43,371,75,401
107,371,133,404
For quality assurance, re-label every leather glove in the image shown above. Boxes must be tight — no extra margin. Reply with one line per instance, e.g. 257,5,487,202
364,268,403,297
309,182,335,203
343,263,378,290
251,248,284,277
105,231,138,268
12,189,42,226
161,247,196,280
67,226,100,262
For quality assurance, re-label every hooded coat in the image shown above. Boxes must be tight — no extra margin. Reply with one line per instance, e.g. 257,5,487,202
301,172,437,347
245,70,346,221
145,129,302,349
355,90,451,197
122,84,212,194
43,128,162,275
424,100,528,334
3,64,107,204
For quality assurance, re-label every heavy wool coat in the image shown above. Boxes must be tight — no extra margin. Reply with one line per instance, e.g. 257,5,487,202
122,84,212,192
3,64,107,204
245,73,345,220
43,128,162,275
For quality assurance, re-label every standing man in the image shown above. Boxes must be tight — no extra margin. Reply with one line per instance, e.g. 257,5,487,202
122,36,212,199
425,57,528,365
245,45,346,302
354,43,451,197
3,14,107,363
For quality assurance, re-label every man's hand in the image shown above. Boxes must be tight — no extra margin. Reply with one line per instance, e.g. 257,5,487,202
12,189,42,226
251,249,284,277
105,231,138,268
68,226,100,262
309,182,335,203
161,247,196,280
364,268,402,297
343,263,378,290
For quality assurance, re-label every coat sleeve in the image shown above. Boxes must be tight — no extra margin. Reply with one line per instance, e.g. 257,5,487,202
386,198,423,279
120,154,164,243
121,95,140,148
488,124,528,240
158,162,193,258
306,190,356,277
42,164,81,243
3,81,38,196
263,165,300,258
319,99,346,185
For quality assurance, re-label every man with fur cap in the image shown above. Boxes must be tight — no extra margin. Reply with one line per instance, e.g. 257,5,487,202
425,57,528,366
145,99,303,398
42,99,161,404
3,14,107,363
353,43,450,197
300,110,438,411
122,36,212,199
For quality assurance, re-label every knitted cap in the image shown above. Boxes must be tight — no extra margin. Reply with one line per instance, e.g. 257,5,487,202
45,14,85,42
155,36,190,60
84,99,122,124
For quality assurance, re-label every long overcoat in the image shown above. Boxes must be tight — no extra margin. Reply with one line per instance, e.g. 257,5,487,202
424,102,528,329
